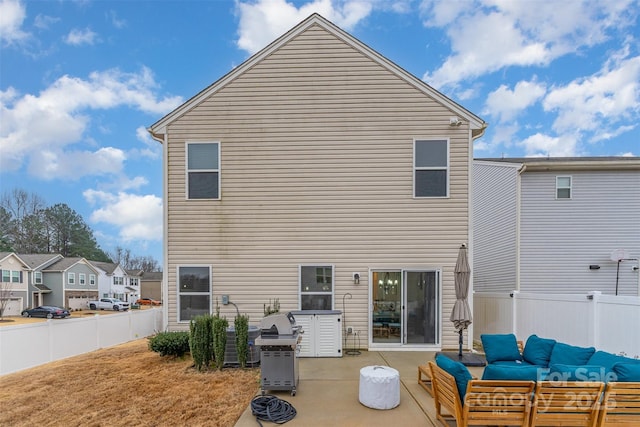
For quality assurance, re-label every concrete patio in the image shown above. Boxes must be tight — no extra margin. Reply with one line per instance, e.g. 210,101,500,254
234,350,485,426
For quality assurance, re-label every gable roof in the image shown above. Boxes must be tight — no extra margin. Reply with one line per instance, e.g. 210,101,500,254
0,252,30,268
17,253,64,270
89,261,121,275
149,13,486,140
43,257,99,274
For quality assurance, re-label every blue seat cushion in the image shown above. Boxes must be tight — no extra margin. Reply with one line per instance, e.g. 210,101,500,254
588,351,640,373
492,360,537,367
612,363,640,382
436,354,473,402
549,342,595,366
481,334,522,363
548,364,608,382
523,335,556,367
482,364,547,381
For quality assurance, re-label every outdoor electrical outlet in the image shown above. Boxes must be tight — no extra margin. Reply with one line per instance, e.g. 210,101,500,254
221,295,229,305
346,326,354,334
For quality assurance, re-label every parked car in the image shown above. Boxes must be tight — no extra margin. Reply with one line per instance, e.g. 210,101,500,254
135,298,161,306
21,306,70,319
87,298,130,311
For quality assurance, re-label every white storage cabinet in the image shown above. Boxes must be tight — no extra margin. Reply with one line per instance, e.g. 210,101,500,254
292,310,342,357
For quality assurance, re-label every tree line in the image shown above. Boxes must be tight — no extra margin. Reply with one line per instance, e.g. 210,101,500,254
0,188,160,272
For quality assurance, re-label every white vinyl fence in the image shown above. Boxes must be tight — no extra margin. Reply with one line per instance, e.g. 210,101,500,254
0,308,163,376
473,291,640,358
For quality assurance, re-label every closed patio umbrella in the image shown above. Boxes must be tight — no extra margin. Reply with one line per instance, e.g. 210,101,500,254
440,244,484,366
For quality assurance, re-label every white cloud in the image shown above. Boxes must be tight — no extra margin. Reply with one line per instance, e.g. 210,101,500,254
421,0,638,89
236,0,374,54
130,126,161,160
543,51,640,140
107,10,126,29
0,67,182,175
84,190,163,243
484,80,547,122
64,27,98,46
0,0,28,45
518,132,579,157
28,147,126,180
34,14,60,30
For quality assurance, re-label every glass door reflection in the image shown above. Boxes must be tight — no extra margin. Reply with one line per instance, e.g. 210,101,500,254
371,271,401,344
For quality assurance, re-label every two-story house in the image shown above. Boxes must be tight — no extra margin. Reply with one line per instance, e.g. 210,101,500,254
42,257,100,309
0,252,30,316
148,14,486,351
473,157,640,296
18,253,64,308
89,261,136,302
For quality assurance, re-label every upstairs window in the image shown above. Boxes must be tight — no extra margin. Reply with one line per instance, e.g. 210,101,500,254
114,277,123,286
68,272,75,285
187,142,220,199
11,270,21,283
414,139,449,197
79,273,86,285
34,271,42,284
89,274,96,285
556,176,572,199
300,265,333,310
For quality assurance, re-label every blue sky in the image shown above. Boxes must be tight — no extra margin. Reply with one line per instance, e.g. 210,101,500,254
1,0,639,266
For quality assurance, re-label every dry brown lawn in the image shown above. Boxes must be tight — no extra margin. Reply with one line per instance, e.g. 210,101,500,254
0,338,260,427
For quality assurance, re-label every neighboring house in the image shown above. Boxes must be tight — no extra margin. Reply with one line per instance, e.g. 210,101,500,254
140,271,163,302
127,269,144,301
473,157,640,296
19,253,64,307
42,257,100,309
148,14,486,351
0,252,30,316
90,261,139,303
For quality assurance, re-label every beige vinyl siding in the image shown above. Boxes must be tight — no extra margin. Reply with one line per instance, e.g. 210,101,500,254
163,24,470,349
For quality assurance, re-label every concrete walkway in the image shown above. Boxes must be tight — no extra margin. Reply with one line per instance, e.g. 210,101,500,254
234,351,485,427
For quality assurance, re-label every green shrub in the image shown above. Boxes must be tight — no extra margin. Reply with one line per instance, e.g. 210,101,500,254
234,314,250,368
189,314,214,371
148,331,190,357
212,316,228,370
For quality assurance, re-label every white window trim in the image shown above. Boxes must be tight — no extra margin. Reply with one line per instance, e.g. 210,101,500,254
185,141,221,200
34,271,42,284
556,175,572,199
89,274,96,285
413,138,450,199
68,272,75,285
177,265,212,323
298,264,335,310
79,273,86,285
11,270,20,283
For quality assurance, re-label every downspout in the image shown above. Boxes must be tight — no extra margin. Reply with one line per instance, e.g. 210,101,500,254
148,128,169,332
515,164,527,292
468,122,487,349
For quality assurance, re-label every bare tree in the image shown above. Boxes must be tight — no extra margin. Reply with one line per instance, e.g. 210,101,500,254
0,282,13,320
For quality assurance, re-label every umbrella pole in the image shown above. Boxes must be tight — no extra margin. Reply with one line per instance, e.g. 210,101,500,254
458,328,463,357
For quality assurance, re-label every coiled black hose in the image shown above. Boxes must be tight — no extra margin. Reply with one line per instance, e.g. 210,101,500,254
251,394,297,426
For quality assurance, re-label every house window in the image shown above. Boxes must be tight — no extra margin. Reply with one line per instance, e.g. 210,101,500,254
34,271,42,284
89,274,96,285
1,270,9,282
11,271,20,283
300,265,333,310
186,142,220,199
178,266,211,321
556,176,572,199
114,277,123,286
130,277,139,286
79,273,86,285
68,272,75,285
414,139,449,197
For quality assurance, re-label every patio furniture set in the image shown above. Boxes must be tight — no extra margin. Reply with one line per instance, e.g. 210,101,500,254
421,333,640,426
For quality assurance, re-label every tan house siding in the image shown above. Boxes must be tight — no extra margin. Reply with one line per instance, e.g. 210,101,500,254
155,17,483,350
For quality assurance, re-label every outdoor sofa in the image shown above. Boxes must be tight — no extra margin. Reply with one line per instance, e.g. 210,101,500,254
427,334,640,426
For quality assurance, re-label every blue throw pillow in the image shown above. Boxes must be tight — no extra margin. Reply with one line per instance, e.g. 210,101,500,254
482,364,547,381
436,354,473,402
548,364,608,382
612,363,640,382
549,342,595,366
523,335,556,367
588,351,640,373
481,334,522,363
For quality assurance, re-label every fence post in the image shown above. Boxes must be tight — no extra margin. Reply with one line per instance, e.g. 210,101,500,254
587,291,601,349
510,290,519,337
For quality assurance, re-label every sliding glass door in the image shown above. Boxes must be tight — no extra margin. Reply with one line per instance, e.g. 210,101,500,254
370,269,439,346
